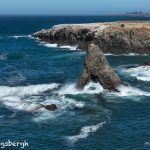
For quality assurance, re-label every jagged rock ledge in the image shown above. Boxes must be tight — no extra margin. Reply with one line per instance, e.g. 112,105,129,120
33,21,150,54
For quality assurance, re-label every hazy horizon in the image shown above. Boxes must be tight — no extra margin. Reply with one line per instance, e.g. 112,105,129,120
0,0,150,16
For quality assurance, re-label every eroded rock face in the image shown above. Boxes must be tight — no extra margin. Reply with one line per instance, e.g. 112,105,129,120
33,21,150,54
76,44,121,91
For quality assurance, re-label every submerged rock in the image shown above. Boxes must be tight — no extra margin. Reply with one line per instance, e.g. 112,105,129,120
76,44,121,91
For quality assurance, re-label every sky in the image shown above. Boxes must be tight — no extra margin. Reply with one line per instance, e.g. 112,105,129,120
0,0,149,16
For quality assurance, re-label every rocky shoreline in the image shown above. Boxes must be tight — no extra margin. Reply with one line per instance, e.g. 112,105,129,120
33,21,150,54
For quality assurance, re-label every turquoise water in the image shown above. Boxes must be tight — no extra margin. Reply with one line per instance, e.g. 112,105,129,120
0,16,150,150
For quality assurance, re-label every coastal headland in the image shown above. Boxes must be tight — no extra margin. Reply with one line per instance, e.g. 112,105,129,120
33,21,150,54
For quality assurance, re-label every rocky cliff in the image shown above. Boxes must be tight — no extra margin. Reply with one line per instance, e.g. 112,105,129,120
33,21,150,54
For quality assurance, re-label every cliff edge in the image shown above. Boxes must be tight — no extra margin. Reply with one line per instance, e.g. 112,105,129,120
33,21,150,54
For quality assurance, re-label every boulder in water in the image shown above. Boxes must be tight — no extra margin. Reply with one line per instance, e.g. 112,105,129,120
44,104,58,111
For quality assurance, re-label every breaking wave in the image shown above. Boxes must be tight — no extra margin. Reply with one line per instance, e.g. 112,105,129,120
65,121,106,144
108,85,150,98
0,83,59,98
55,81,150,101
56,82,103,95
0,83,85,122
0,80,149,123
120,66,150,81
0,83,59,111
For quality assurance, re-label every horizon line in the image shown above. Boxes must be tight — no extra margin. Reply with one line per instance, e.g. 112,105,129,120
0,14,150,17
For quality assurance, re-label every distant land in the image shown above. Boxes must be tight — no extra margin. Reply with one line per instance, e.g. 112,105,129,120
112,11,150,17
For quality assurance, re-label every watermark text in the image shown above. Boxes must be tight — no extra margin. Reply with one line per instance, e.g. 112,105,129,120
0,140,29,149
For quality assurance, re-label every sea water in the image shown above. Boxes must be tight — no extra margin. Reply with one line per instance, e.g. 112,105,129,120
0,16,150,150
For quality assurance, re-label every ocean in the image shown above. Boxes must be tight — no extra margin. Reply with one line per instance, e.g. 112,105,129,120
0,16,150,150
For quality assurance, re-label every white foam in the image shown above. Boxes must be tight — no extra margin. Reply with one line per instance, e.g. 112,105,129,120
109,85,150,97
128,53,140,56
57,82,103,95
33,111,57,122
0,83,59,112
104,53,117,56
33,95,85,122
2,96,33,110
59,45,77,50
42,95,85,110
43,43,58,48
0,83,59,98
137,76,150,81
1,96,45,112
12,35,31,39
0,84,85,120
121,66,150,81
65,121,106,144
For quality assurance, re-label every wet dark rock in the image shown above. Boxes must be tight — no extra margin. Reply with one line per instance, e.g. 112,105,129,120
43,104,58,111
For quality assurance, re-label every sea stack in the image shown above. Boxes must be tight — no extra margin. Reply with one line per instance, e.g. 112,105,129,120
76,44,122,91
